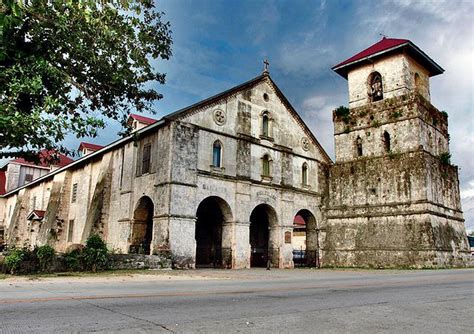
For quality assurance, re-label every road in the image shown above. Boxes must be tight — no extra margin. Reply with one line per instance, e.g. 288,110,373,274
0,269,472,333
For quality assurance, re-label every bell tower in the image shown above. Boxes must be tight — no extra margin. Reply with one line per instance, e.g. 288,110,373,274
322,38,469,268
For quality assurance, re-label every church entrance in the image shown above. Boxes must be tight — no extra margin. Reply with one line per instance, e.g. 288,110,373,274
195,196,232,268
250,204,278,268
131,196,154,254
293,209,319,267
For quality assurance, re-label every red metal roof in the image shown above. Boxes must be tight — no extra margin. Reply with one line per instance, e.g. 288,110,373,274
334,38,409,69
129,113,158,125
0,170,6,195
11,150,74,168
27,210,46,220
78,142,104,152
332,37,444,78
293,215,306,226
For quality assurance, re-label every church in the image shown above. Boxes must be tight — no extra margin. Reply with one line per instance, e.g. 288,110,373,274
0,38,470,268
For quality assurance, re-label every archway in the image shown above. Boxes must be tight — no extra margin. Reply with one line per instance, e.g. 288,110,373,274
195,196,232,268
131,196,154,254
293,209,318,267
249,204,278,267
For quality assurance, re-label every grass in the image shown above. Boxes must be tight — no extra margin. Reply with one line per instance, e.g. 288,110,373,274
0,268,176,280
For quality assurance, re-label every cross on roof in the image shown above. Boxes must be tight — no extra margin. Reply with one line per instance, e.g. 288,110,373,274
263,58,270,74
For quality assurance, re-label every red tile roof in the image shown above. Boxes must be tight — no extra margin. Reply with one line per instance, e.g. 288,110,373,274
332,37,444,78
78,142,104,152
129,113,158,125
11,150,74,168
0,170,6,195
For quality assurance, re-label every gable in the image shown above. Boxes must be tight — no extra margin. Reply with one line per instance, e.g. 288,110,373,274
170,75,331,164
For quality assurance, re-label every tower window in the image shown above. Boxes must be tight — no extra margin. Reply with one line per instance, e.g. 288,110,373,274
302,163,308,185
383,131,391,152
368,72,383,102
356,136,363,157
212,140,222,167
262,154,271,176
262,111,270,137
414,73,421,92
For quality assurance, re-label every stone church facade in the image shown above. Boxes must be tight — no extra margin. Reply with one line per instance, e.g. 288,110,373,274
0,38,470,268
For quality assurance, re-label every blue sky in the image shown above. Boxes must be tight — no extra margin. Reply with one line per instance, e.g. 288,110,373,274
69,0,473,202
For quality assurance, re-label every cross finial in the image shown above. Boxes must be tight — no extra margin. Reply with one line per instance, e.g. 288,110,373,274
379,32,387,39
263,58,270,74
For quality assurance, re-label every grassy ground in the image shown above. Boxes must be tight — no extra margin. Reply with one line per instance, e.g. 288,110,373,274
0,268,179,280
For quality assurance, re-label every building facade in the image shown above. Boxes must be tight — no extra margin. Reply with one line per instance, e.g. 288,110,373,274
0,38,470,268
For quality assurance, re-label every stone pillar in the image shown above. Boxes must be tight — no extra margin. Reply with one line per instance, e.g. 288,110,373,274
268,226,282,268
221,221,233,269
151,216,170,255
280,226,294,269
168,216,196,268
233,221,250,269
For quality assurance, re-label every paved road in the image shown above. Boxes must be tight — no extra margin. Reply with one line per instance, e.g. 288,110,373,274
0,269,472,333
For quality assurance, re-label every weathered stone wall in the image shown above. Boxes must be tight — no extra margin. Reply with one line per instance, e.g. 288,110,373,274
334,93,449,162
347,53,430,108
322,215,469,268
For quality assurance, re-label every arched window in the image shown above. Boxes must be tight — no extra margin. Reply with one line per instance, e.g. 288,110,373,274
383,131,391,152
262,111,270,137
414,73,421,92
302,163,308,185
212,140,222,167
262,154,271,176
368,72,383,102
356,136,363,157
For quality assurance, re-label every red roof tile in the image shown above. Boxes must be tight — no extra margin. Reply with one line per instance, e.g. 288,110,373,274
78,142,104,152
129,113,158,125
11,150,74,168
0,170,6,195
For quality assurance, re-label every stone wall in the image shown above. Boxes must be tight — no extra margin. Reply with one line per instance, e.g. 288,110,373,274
334,93,449,162
347,53,431,108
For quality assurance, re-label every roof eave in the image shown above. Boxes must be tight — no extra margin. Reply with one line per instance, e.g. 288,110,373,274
1,118,168,198
332,42,444,79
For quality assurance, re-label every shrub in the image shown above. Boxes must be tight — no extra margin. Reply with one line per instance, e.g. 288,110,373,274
63,249,83,271
334,106,351,124
439,152,451,165
4,248,26,274
83,234,109,272
36,245,55,272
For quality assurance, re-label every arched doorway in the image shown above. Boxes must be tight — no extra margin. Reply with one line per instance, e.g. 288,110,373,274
249,204,278,268
195,196,232,268
293,209,318,267
131,196,154,254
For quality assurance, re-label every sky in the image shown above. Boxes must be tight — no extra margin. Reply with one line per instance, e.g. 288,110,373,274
18,1,474,216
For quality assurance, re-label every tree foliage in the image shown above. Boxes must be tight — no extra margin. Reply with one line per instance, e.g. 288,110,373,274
0,0,172,160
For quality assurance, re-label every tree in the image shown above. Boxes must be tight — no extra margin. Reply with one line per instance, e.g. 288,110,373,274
0,0,172,161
